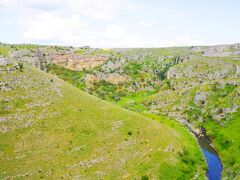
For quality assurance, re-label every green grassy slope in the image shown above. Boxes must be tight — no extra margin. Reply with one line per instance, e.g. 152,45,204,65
0,62,206,179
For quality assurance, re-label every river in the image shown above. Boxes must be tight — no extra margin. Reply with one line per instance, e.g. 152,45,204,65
197,132,222,180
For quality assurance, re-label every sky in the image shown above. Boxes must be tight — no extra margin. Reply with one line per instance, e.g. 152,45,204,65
0,0,240,48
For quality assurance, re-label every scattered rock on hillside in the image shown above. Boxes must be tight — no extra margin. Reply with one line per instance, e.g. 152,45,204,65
194,92,209,106
0,58,9,66
0,82,12,92
236,66,240,77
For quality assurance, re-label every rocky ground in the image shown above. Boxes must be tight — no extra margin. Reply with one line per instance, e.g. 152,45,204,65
0,58,63,133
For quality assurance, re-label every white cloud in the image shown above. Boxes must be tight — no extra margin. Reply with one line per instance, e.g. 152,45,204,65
153,35,204,47
175,35,203,46
1,0,147,47
2,0,236,47
2,0,198,47
0,0,124,19
86,24,144,48
105,24,127,40
66,0,121,19
138,21,151,27
0,0,62,9
169,26,177,31
21,13,86,43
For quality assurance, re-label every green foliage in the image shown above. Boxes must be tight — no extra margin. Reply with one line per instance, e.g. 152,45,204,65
90,48,111,55
212,131,232,150
127,131,132,135
46,63,86,90
218,84,236,98
156,57,180,80
0,101,10,115
91,80,125,101
141,175,149,180
75,48,111,55
0,46,10,57
11,44,39,51
74,49,86,54
15,62,24,72
123,62,143,77
47,64,126,102
117,91,156,112
178,147,196,165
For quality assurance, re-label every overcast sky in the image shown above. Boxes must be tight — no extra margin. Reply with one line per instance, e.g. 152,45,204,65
0,0,240,47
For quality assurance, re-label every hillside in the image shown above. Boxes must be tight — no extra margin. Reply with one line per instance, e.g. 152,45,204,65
1,42,240,179
0,58,206,179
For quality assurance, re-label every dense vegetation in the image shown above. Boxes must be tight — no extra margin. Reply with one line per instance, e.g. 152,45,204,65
46,63,86,90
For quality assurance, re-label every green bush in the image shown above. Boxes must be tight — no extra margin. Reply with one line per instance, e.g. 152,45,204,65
141,175,149,180
123,62,142,77
127,131,132,135
47,64,86,90
178,147,196,165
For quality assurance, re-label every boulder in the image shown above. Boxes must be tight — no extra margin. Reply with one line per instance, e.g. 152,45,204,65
0,58,9,66
194,92,209,105
236,66,240,77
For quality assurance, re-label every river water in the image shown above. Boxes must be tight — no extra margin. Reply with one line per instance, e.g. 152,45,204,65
197,134,222,180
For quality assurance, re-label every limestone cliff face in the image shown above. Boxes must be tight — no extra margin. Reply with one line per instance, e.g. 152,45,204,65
84,73,129,85
9,47,110,71
50,53,109,70
190,43,240,57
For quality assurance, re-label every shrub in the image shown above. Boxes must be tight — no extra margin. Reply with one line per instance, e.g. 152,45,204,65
14,62,24,71
123,62,142,77
178,147,195,165
127,131,132,136
141,175,149,180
